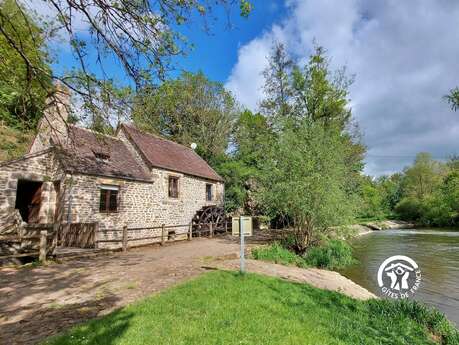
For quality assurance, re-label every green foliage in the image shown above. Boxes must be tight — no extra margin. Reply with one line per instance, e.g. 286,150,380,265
391,155,459,226
403,152,446,200
253,239,355,270
0,125,32,161
213,158,255,212
359,177,386,219
44,271,456,345
394,197,425,221
303,240,355,270
251,242,307,267
367,299,459,345
257,46,363,250
358,174,403,220
133,71,238,161
446,87,459,111
0,0,52,130
259,120,356,250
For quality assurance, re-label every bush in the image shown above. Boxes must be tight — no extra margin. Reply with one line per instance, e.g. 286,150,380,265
394,197,424,221
251,242,306,267
367,299,459,345
303,240,355,270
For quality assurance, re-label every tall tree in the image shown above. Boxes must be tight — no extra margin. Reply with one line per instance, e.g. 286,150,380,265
133,71,238,161
291,46,353,128
402,152,445,200
218,110,273,214
291,46,365,198
259,42,294,121
258,46,363,252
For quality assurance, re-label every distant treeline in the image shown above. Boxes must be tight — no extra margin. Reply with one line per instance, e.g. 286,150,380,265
359,152,459,227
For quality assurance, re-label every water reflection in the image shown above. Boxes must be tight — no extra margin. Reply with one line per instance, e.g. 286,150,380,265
341,229,459,326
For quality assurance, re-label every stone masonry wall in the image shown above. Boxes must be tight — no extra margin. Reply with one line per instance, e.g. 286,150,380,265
0,150,64,231
63,169,224,249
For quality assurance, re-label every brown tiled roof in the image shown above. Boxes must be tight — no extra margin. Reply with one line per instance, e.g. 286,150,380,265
60,126,151,182
121,124,224,182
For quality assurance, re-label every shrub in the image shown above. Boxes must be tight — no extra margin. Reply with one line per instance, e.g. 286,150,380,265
394,197,424,221
367,299,459,345
303,240,355,270
251,242,306,267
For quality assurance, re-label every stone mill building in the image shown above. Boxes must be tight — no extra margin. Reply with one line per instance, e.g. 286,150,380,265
0,89,224,249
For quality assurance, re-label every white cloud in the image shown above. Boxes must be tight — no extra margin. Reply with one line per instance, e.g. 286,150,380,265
226,0,459,175
225,30,277,110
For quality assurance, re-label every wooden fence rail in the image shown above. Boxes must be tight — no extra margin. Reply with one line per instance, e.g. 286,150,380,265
96,221,231,252
0,220,232,263
0,229,54,263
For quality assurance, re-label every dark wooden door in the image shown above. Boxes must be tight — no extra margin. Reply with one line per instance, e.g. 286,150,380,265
28,184,43,223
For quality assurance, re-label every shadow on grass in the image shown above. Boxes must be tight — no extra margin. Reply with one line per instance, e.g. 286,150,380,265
0,292,128,345
44,306,134,345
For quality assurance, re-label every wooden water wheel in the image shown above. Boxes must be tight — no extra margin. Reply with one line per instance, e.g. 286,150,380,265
192,205,226,236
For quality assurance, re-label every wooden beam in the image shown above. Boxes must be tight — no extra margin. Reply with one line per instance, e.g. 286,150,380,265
39,230,47,264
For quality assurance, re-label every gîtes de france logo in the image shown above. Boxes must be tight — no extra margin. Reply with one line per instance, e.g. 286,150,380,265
377,255,422,299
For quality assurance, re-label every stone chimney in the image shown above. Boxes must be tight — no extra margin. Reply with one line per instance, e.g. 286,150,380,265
29,82,71,153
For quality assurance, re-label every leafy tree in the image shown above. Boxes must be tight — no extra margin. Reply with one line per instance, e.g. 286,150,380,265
260,42,294,121
402,152,445,200
0,0,251,129
233,110,273,167
359,177,385,220
218,110,274,214
133,71,238,161
257,47,362,253
259,119,355,252
291,46,352,128
0,0,52,129
377,174,403,212
214,158,255,213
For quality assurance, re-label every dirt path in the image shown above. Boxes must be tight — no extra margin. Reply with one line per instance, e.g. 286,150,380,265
210,259,376,300
0,237,243,345
0,237,375,345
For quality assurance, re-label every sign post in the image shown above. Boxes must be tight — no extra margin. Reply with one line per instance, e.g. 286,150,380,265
240,216,245,274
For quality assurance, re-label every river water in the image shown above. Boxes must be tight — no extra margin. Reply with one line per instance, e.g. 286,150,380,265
341,229,459,326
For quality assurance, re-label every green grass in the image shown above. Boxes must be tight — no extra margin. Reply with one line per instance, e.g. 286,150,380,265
303,240,356,270
43,271,458,345
252,242,307,267
252,240,355,270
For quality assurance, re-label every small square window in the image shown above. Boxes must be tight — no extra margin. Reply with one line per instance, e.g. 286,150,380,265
206,184,213,201
168,176,179,198
100,186,119,213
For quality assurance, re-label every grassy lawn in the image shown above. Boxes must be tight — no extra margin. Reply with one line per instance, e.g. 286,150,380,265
44,271,457,345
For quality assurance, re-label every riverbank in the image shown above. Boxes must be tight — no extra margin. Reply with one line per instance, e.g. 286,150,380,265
343,228,459,327
351,219,415,236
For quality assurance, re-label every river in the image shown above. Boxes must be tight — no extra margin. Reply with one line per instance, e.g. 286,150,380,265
341,229,459,326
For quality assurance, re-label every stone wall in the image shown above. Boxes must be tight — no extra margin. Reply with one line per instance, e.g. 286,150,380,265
63,168,224,249
0,150,63,231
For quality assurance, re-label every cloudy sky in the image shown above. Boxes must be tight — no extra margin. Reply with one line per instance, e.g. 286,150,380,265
33,0,459,176
225,0,459,176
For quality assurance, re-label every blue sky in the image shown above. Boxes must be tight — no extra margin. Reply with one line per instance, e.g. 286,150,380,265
37,0,459,176
51,0,287,85
171,0,286,82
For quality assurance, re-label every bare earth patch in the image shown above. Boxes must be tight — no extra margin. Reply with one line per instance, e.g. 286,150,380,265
209,258,376,300
0,238,242,345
